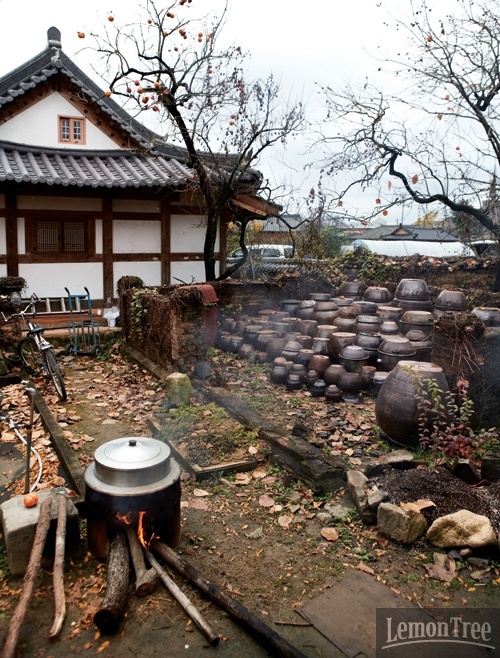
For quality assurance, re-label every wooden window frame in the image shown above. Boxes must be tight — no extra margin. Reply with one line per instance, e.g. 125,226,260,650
58,115,86,145
25,215,95,263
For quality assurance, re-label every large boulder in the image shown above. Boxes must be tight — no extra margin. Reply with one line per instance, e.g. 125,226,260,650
377,502,427,545
427,510,498,548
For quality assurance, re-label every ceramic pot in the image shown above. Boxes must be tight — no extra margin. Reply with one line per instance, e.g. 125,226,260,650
266,337,288,361
339,281,366,299
310,292,332,302
406,330,433,362
290,363,307,383
394,297,433,313
363,286,393,304
305,369,320,388
311,337,330,356
351,301,379,316
323,364,346,386
295,348,315,368
255,330,278,352
296,335,314,349
281,299,301,316
330,331,357,357
313,301,339,324
471,307,500,327
295,319,318,337
255,352,269,364
270,364,289,385
338,371,362,402
325,385,343,402
355,332,382,351
295,300,316,319
379,321,401,336
310,379,328,398
229,336,245,353
281,340,302,360
332,297,354,308
360,365,377,389
285,374,303,391
370,371,390,398
339,345,369,372
273,321,292,337
394,278,430,301
338,305,358,319
238,343,255,360
377,336,416,371
243,325,263,346
434,289,467,312
375,360,450,446
399,311,434,336
377,305,404,324
334,316,356,332
354,315,381,335
315,324,338,339
308,354,331,376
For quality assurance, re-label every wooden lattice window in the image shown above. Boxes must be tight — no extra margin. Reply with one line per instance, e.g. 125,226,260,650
59,116,86,144
34,219,87,253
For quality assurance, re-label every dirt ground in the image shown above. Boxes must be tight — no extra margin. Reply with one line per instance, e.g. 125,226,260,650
0,340,499,658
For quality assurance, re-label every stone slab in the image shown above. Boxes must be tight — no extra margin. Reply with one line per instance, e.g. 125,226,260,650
0,488,81,576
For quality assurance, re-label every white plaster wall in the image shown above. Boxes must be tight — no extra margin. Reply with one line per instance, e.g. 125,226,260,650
113,220,161,253
95,219,103,254
0,94,119,150
113,200,160,213
170,214,216,253
19,263,103,299
170,260,218,285
0,264,7,277
17,218,25,255
113,262,162,292
17,196,101,211
0,217,6,255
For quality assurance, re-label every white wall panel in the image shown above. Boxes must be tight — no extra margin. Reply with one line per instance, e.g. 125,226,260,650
113,262,162,293
0,217,6,254
19,263,103,299
170,214,216,252
113,220,161,253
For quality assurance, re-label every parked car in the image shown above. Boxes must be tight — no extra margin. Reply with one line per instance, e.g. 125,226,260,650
227,244,293,263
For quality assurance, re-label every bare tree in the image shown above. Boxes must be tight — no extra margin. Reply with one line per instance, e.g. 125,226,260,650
91,0,304,281
317,0,500,287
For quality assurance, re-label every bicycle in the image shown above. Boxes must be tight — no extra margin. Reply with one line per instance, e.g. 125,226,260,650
1,294,67,402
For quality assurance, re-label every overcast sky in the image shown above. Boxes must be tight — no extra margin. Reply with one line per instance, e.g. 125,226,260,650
0,0,450,220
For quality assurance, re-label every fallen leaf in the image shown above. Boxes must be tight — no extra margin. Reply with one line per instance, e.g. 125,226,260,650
247,526,263,539
193,488,210,497
357,562,375,575
248,446,259,455
187,498,209,511
252,467,267,480
320,527,339,542
278,515,293,528
259,494,275,508
234,473,252,485
400,499,436,512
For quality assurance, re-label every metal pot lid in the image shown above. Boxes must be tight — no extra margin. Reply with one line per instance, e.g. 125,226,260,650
93,437,171,487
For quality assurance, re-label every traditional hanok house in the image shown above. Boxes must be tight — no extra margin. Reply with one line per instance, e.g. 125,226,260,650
0,27,251,306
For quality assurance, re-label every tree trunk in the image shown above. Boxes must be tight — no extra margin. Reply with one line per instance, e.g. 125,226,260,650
94,531,130,635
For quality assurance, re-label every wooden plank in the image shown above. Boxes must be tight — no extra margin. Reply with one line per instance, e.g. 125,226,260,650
298,570,417,658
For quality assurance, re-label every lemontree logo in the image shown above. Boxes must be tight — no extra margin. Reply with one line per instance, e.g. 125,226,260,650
376,608,499,658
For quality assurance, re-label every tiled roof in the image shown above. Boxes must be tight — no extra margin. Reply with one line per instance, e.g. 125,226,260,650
0,141,193,188
0,29,165,153
360,224,459,242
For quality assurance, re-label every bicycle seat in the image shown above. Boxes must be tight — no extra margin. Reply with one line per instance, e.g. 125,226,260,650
28,325,45,335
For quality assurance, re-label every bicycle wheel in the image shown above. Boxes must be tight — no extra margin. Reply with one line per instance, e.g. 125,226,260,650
18,338,44,375
42,348,67,401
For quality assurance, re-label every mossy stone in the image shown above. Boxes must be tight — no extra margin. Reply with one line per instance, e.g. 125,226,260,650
164,372,192,407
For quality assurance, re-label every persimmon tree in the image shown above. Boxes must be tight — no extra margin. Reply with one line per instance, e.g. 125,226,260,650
91,0,304,281
317,0,500,287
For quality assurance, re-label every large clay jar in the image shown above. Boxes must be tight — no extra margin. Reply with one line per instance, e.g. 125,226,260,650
354,315,381,335
266,337,288,362
323,364,346,386
270,364,289,385
378,305,404,324
339,281,366,299
281,299,301,316
334,316,356,332
308,354,331,376
338,371,363,402
399,311,434,337
433,290,467,319
394,279,433,312
295,300,316,319
375,360,450,447
472,306,500,327
330,331,357,358
295,348,315,368
377,336,416,371
363,286,393,304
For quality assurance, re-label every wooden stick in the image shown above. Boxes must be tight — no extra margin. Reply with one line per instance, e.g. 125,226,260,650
48,491,67,639
94,531,129,635
125,525,158,597
151,539,308,658
1,498,52,658
144,549,220,647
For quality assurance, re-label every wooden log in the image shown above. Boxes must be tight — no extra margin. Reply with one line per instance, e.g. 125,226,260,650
125,525,158,597
151,540,308,658
94,531,130,635
1,498,52,658
48,491,67,639
144,549,219,647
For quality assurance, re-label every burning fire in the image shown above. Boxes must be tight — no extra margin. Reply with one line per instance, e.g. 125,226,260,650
115,510,153,547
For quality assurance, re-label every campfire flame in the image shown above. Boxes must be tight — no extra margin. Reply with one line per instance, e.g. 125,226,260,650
115,510,153,548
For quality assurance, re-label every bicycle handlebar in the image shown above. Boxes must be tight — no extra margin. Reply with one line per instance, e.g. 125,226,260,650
1,294,39,324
